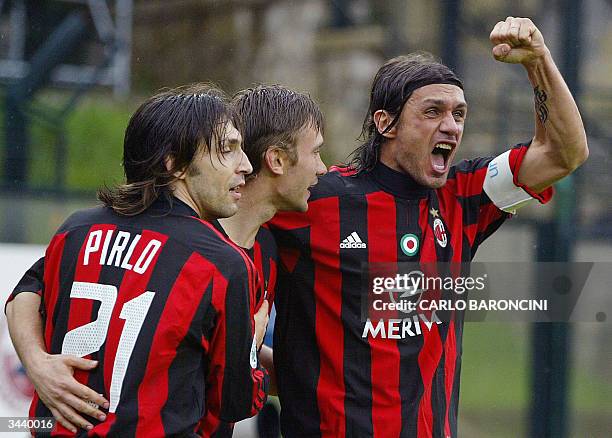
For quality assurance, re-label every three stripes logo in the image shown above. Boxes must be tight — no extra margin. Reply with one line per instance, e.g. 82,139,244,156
340,231,367,249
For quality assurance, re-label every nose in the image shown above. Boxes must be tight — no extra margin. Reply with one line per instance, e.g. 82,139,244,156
316,155,327,176
439,112,460,136
237,149,253,175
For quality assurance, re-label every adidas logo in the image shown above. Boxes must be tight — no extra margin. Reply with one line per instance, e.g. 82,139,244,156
340,232,366,249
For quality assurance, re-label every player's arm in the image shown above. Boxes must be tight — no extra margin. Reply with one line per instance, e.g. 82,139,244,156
258,344,277,396
490,16,588,192
213,269,269,423
5,258,108,432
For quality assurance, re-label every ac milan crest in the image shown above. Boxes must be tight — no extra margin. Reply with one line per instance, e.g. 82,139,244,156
433,218,447,248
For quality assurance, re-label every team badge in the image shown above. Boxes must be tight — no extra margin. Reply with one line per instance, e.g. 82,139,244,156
400,234,419,256
433,218,447,248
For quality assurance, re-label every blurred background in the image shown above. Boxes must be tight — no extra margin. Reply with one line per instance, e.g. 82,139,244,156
0,0,610,437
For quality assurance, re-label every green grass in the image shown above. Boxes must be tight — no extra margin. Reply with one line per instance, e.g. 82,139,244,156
460,322,530,411
459,323,612,437
461,323,612,412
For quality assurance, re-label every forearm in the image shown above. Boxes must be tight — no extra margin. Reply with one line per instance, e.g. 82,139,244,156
7,261,107,430
6,292,47,369
490,17,589,191
521,51,588,186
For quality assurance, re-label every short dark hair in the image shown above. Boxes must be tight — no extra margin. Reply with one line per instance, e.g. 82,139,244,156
232,85,323,176
348,52,463,174
98,83,241,216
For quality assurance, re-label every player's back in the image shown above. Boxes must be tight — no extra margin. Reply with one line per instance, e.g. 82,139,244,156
35,198,259,437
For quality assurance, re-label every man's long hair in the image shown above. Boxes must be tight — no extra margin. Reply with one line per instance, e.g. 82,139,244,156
98,84,241,216
348,52,463,174
232,84,323,176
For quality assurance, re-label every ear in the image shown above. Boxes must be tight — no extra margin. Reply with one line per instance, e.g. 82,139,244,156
373,110,397,139
263,147,287,176
165,155,187,180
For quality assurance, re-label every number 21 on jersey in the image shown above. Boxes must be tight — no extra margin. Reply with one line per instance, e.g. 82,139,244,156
61,281,155,413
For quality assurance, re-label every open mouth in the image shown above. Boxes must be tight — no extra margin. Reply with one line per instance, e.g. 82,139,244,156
431,143,454,173
229,181,245,198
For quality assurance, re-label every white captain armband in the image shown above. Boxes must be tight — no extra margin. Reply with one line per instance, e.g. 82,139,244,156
483,150,535,214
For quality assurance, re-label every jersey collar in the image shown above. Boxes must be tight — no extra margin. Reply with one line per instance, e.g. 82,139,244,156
148,195,200,218
368,161,431,199
210,219,257,253
149,196,256,253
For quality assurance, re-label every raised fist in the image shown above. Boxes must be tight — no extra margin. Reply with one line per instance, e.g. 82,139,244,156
490,17,549,65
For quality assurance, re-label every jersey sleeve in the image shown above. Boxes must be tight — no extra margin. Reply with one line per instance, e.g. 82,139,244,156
5,210,83,311
4,257,45,312
482,142,554,213
207,262,268,423
450,142,554,255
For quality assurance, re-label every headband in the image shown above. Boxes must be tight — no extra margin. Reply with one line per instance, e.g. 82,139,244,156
402,77,464,102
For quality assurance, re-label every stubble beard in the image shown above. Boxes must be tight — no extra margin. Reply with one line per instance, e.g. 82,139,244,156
400,159,447,190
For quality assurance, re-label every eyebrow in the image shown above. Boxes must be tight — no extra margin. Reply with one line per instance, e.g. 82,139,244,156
422,98,467,108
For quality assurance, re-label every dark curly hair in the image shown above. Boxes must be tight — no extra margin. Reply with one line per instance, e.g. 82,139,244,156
98,83,241,216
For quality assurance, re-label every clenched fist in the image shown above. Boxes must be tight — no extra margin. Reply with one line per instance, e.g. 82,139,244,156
490,17,550,66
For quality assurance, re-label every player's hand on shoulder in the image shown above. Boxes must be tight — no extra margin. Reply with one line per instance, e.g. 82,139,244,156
490,17,549,66
27,352,109,433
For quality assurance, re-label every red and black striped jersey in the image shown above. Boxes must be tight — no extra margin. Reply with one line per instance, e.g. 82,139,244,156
9,197,268,437
209,222,278,306
197,224,278,438
268,145,552,438
248,225,279,306
10,216,278,438
7,256,45,301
